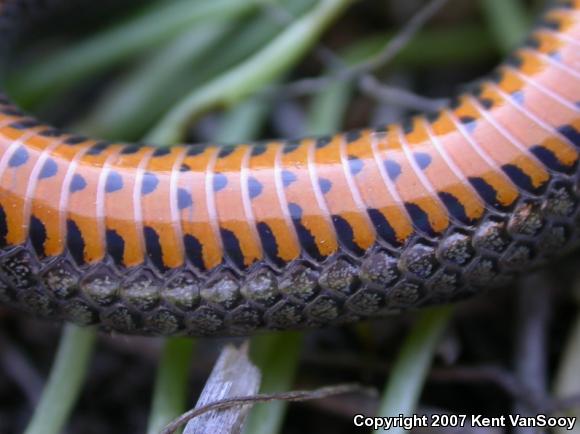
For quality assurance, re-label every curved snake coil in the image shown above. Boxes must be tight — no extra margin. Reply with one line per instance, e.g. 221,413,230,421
0,0,578,337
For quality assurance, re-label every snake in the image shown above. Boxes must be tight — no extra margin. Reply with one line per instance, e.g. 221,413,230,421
0,0,577,337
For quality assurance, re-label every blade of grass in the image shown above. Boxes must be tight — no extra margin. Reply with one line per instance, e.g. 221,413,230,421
77,0,314,141
79,20,236,140
306,79,353,135
214,97,271,143
243,332,303,434
8,0,265,107
23,325,97,434
147,338,196,434
373,306,453,434
479,0,529,54
146,0,353,145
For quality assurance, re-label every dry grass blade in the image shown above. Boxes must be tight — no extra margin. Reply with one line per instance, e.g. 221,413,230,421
183,343,260,434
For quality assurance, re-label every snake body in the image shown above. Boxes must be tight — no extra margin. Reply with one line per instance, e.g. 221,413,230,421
0,0,578,336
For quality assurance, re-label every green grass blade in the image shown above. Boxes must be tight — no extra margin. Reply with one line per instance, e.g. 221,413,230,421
24,325,97,434
147,338,196,434
8,0,264,107
479,0,529,54
146,0,353,145
77,0,314,141
373,306,453,434
243,332,303,434
214,97,271,143
306,79,353,135
79,20,235,140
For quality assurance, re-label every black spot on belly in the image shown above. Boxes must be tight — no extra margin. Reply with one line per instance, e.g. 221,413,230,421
402,119,414,134
10,119,40,130
183,234,205,271
106,229,125,266
318,178,332,194
70,174,87,193
39,128,63,138
64,135,87,145
531,145,573,173
510,90,524,105
477,97,494,110
316,137,332,148
177,188,193,210
144,226,167,272
218,145,236,158
425,111,441,123
29,215,47,258
251,144,267,156
282,170,297,187
502,163,543,193
462,119,477,134
288,203,324,261
105,171,123,193
257,222,285,267
0,205,7,248
86,141,110,156
348,156,363,175
220,228,245,269
39,158,58,179
186,145,206,156
66,219,85,265
248,177,263,199
332,215,364,256
414,152,432,170
345,130,362,143
141,172,159,195
9,147,28,167
404,202,435,237
468,176,502,208
438,192,471,225
180,163,191,172
384,159,401,180
283,140,301,154
558,125,580,146
120,144,141,154
367,208,398,246
153,148,171,157
213,173,228,192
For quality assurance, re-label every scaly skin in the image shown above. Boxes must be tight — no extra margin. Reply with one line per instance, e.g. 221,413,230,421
0,0,578,336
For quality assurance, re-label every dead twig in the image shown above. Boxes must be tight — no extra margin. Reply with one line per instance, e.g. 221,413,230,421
265,0,450,112
183,342,260,434
161,383,375,434
359,75,448,112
